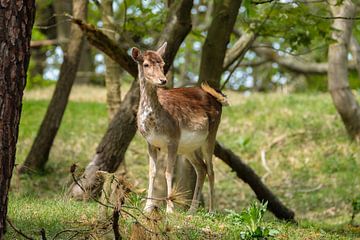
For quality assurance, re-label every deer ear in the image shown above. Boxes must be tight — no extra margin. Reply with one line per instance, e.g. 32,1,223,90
156,42,167,57
131,47,143,62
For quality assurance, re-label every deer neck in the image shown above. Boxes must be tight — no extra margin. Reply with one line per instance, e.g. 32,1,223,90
138,69,162,115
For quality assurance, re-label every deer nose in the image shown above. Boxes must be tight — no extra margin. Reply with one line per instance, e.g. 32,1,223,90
159,79,167,85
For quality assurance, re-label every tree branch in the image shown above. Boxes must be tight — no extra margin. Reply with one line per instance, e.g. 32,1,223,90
70,18,138,77
223,32,256,70
214,142,295,221
253,45,356,74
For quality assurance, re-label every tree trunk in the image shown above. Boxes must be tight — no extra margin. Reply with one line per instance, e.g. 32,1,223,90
0,1,35,237
102,0,122,119
53,0,72,50
76,40,94,84
69,0,194,198
199,0,242,88
328,0,360,141
19,0,88,174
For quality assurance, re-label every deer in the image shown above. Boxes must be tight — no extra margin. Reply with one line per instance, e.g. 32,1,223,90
131,42,228,213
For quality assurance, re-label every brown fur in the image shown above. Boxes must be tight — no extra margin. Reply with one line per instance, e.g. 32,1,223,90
131,42,227,213
158,87,222,131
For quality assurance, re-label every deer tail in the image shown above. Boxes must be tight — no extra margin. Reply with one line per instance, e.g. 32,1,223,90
201,82,229,106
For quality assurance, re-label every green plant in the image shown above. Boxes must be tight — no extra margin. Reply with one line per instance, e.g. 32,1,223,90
351,197,360,225
226,201,279,239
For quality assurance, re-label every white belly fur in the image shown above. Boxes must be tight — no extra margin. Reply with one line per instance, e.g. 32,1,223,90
146,129,208,154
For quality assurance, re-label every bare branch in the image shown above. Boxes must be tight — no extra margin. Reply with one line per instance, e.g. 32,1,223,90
70,17,138,77
223,32,256,70
6,218,35,240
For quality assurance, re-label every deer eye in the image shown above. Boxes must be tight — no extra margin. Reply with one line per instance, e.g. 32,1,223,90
143,63,149,67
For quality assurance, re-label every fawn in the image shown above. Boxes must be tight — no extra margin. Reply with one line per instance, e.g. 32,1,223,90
131,42,228,213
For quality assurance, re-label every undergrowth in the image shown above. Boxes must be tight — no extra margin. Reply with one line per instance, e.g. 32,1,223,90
5,89,360,239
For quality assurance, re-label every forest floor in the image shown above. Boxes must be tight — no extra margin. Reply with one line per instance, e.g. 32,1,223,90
5,85,360,239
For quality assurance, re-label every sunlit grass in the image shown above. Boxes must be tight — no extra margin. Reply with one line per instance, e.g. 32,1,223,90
6,86,360,239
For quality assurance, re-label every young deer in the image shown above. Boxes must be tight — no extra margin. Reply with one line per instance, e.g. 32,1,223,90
131,42,228,213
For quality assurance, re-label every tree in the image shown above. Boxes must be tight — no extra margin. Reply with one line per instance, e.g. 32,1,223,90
101,0,122,119
19,0,88,174
0,0,35,237
328,0,360,141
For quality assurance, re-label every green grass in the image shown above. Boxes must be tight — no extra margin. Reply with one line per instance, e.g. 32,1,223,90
6,90,360,239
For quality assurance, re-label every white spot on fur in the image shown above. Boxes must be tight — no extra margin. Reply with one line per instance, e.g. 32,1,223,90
139,105,152,130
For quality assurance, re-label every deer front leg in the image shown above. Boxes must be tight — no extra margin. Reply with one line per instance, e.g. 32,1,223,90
165,144,178,213
144,144,158,212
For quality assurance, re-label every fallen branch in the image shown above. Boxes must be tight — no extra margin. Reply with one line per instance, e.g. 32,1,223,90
214,141,295,221
6,218,35,240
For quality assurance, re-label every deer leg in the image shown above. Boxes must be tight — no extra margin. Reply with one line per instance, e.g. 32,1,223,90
202,141,215,213
144,144,158,212
165,144,177,213
186,152,206,213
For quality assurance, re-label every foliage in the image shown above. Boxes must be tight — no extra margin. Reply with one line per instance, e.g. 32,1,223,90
352,196,360,224
225,202,279,239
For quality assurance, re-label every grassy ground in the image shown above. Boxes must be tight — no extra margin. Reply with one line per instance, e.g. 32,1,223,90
5,85,360,239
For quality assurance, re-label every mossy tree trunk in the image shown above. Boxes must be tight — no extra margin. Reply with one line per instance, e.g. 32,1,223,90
328,0,360,141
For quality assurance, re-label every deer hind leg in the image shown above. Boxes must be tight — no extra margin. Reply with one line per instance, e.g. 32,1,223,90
202,139,216,212
186,151,206,213
144,144,158,212
165,143,178,213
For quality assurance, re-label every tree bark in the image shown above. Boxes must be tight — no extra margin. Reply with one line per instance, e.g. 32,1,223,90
199,0,242,88
53,0,72,50
350,36,360,80
328,0,360,141
0,0,35,237
223,32,255,70
19,0,88,174
68,0,194,198
102,0,122,119
253,45,356,75
214,142,295,221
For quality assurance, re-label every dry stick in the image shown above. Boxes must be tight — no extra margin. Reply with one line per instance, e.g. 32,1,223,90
214,142,295,221
112,209,122,240
71,165,163,236
6,218,35,240
70,164,115,209
52,229,89,240
40,228,47,240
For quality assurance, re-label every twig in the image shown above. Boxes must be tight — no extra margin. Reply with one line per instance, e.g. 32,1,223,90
70,164,115,209
260,149,272,182
296,184,323,193
267,130,306,149
221,57,242,90
40,228,47,240
52,229,88,240
112,209,122,240
6,218,35,240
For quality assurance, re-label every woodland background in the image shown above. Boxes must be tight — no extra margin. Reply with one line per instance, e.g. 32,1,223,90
1,0,360,239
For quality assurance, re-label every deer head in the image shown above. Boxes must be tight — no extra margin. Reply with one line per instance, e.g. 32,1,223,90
131,42,168,86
